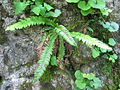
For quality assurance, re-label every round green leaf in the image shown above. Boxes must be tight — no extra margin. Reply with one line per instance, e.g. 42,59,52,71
75,80,86,89
83,73,95,80
92,49,100,58
75,70,83,79
78,1,91,10
100,21,119,32
81,9,94,16
108,38,116,46
100,8,109,16
66,0,79,3
109,22,119,32
92,78,102,89
109,54,118,63
100,48,107,53
88,0,105,9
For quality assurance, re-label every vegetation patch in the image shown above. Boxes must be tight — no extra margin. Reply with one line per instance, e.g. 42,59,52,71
5,0,120,89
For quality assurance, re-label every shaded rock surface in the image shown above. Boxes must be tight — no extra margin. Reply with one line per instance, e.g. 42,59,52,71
0,0,120,90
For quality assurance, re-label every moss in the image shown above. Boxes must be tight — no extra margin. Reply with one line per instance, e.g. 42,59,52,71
67,23,79,31
40,68,55,82
101,60,120,90
39,67,56,90
20,82,32,90
102,62,112,78
0,30,6,44
25,62,33,67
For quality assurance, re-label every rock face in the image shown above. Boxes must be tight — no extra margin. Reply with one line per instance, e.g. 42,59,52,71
0,0,120,90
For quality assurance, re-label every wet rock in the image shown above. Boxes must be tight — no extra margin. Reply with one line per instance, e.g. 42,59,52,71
0,30,39,89
0,0,120,90
40,68,74,90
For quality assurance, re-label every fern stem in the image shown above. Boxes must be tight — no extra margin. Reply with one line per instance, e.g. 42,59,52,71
33,33,57,82
58,36,65,60
71,32,112,50
6,16,57,31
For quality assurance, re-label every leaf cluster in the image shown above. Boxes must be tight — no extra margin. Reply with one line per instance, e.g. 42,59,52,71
13,0,61,17
91,21,119,63
92,38,118,63
66,0,111,16
100,21,119,32
6,15,114,81
6,0,115,82
74,70,103,90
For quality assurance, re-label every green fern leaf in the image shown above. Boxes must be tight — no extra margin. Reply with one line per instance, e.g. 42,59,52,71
71,32,112,50
54,25,77,46
6,16,56,31
34,34,57,82
58,36,65,60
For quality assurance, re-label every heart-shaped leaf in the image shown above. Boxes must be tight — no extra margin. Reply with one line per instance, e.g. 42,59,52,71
31,5,46,16
75,70,83,79
83,73,95,80
92,48,100,58
78,1,91,10
44,3,53,11
81,9,94,16
88,0,105,9
100,8,109,16
45,9,61,17
14,1,30,15
108,38,116,46
75,80,86,89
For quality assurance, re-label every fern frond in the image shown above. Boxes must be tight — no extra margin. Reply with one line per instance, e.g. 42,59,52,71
54,25,77,46
6,16,56,31
33,34,57,82
58,36,65,60
71,32,112,50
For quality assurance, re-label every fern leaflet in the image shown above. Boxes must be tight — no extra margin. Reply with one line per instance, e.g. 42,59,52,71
6,16,56,31
71,32,112,50
58,36,65,60
54,25,77,46
33,33,57,82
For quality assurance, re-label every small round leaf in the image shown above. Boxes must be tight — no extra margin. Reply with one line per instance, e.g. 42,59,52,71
88,0,105,9
78,1,91,10
66,0,79,3
108,38,116,46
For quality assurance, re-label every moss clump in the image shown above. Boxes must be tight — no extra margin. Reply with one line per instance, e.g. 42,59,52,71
40,67,56,90
20,82,32,90
102,61,112,78
101,60,120,90
40,67,55,82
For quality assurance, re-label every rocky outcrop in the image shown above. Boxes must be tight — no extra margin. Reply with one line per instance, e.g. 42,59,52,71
0,0,120,90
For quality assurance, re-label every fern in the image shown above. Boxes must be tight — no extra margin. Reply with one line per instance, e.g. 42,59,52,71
58,36,65,60
6,16,56,31
54,25,77,47
71,32,112,50
33,34,57,82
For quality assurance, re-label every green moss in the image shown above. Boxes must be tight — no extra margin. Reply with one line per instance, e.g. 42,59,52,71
102,62,112,78
0,30,6,44
20,82,32,90
25,62,33,67
101,60,120,90
40,67,55,82
67,23,79,31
